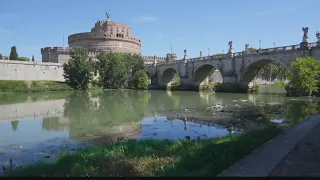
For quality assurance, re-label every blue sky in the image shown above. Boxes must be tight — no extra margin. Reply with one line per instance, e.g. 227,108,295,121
0,0,319,61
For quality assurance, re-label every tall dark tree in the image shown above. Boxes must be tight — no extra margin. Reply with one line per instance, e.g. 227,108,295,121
32,55,35,61
9,46,18,60
0,54,3,59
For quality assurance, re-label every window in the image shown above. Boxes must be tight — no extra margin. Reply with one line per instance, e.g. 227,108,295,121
116,33,124,38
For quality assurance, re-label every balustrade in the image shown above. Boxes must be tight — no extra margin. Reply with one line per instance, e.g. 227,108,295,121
147,42,318,67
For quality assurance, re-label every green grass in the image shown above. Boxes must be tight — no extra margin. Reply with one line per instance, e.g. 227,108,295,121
267,80,287,88
3,125,283,177
0,80,72,92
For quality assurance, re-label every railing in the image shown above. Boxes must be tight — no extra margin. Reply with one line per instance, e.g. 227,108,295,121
146,42,319,67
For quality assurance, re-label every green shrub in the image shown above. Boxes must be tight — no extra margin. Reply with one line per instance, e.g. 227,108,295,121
17,57,30,61
136,72,150,90
200,82,214,91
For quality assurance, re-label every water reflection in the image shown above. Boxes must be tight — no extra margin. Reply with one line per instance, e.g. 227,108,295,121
0,90,320,169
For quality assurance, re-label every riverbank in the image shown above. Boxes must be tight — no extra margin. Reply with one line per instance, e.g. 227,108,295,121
0,80,72,92
3,125,283,177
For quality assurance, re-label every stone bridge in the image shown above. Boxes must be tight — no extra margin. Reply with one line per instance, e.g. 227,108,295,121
146,29,320,92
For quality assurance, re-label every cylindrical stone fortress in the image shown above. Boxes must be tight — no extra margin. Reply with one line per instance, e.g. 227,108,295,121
68,20,141,54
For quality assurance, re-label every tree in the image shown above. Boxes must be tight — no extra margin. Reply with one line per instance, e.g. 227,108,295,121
170,73,181,87
136,71,150,89
96,52,148,89
212,53,225,57
125,53,147,88
289,57,320,96
246,47,258,52
0,54,3,59
17,57,30,61
32,55,35,61
63,47,95,90
9,46,18,60
96,52,129,89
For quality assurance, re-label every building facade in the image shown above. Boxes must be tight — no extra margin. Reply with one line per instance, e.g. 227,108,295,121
41,14,173,64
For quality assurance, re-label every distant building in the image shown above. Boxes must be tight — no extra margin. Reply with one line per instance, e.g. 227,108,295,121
1,56,9,60
41,14,175,64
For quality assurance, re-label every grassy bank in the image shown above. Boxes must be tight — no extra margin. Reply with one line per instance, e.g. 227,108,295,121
0,80,72,92
0,91,73,105
3,126,283,177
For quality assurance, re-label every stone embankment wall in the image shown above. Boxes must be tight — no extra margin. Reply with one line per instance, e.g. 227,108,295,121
0,60,65,82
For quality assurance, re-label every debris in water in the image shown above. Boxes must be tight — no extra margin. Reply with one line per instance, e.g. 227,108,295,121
270,119,284,124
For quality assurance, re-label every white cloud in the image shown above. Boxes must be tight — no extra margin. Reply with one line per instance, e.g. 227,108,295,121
0,13,19,19
135,16,157,23
0,27,12,34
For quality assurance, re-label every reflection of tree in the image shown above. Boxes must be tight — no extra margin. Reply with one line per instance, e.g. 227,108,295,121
63,91,150,141
11,121,19,132
42,117,60,131
63,92,99,131
283,100,319,125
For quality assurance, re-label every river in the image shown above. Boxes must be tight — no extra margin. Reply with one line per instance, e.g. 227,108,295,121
0,87,319,171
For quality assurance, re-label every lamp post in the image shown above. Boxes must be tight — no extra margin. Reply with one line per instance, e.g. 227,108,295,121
259,40,261,49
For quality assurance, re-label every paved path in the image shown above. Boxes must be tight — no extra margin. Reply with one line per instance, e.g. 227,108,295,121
270,123,320,176
217,114,320,177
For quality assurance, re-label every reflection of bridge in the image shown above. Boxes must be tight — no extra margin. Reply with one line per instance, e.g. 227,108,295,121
147,29,320,92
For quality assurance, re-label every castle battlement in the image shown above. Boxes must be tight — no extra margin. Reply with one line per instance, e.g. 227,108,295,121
143,56,167,61
41,47,70,53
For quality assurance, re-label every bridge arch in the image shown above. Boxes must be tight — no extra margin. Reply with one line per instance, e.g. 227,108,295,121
240,58,290,87
159,67,180,87
192,64,223,87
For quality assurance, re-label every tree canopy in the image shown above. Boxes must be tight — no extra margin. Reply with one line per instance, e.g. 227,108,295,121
63,47,95,90
17,57,30,61
96,52,148,89
288,56,320,96
9,46,18,60
63,47,150,90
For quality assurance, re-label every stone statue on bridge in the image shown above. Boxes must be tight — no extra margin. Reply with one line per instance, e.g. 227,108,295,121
200,51,203,58
228,41,234,55
302,27,309,37
300,27,310,49
228,41,233,48
302,27,309,42
317,31,320,47
184,49,187,63
245,44,249,51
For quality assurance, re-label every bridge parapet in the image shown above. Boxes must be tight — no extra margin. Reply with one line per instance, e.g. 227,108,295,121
148,42,319,68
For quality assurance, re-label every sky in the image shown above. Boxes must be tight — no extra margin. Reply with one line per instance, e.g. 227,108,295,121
0,0,319,61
